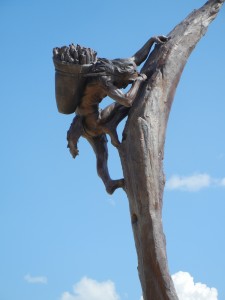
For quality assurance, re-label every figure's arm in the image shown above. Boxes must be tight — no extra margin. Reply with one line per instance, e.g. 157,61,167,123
132,36,169,66
105,75,147,107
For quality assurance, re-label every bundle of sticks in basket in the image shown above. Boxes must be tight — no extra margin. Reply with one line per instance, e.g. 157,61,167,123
53,44,97,65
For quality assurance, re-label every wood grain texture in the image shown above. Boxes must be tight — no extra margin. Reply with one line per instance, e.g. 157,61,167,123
119,1,224,299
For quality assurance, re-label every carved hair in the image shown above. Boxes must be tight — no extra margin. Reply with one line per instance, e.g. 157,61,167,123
92,58,137,78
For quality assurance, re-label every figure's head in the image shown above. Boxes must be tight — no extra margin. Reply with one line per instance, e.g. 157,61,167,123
111,58,139,88
92,58,139,88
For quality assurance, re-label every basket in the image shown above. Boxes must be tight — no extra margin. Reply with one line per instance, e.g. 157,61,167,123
53,58,92,114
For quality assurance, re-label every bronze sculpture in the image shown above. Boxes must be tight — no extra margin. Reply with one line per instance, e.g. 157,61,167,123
52,2,224,299
53,36,168,194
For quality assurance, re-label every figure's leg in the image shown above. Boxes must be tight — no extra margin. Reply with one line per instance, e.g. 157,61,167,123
100,102,119,122
86,134,124,194
99,103,129,147
67,115,85,158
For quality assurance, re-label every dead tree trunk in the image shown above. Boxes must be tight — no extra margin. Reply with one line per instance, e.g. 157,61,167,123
118,1,224,299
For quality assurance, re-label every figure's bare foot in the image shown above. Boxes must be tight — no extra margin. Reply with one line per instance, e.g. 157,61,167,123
109,129,121,148
106,179,125,195
101,125,120,148
67,140,79,158
66,115,84,159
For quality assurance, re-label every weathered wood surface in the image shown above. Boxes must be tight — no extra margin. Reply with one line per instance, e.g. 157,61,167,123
119,1,224,299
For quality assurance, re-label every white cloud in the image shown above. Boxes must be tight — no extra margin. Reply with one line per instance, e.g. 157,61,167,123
172,271,218,300
24,273,47,284
62,274,218,300
219,178,225,186
166,173,225,192
60,277,120,300
166,173,212,191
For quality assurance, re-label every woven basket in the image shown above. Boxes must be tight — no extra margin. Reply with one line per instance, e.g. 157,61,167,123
53,58,92,114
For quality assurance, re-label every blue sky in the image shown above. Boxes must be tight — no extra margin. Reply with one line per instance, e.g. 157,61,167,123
0,1,224,300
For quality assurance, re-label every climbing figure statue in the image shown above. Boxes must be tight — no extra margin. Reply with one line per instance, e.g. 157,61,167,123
53,35,168,194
